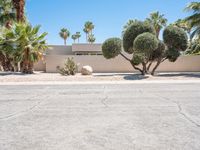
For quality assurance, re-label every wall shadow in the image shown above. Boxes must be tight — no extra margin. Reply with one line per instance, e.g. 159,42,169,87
156,73,200,79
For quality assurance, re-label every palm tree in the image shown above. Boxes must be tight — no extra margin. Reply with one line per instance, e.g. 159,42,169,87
0,0,16,28
76,32,81,43
185,2,200,39
0,0,16,71
12,0,25,22
88,34,96,44
83,21,94,42
83,28,89,42
71,34,77,43
0,23,48,73
59,28,70,45
146,11,168,38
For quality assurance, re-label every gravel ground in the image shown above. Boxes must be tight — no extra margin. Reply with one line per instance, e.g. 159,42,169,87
0,72,200,83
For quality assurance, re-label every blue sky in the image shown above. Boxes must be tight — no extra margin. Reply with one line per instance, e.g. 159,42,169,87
26,0,193,45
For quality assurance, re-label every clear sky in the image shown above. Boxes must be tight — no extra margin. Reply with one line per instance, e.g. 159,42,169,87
26,0,193,45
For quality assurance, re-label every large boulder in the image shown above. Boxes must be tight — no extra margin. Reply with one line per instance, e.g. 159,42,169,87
81,66,93,75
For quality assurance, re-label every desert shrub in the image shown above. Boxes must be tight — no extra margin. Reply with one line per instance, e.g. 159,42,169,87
102,38,122,59
163,26,188,51
123,21,156,54
57,58,78,75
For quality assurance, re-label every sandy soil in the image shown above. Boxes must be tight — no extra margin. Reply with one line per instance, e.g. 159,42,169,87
0,72,200,83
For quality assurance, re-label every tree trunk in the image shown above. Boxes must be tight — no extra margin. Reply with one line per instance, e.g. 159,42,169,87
142,62,147,75
12,0,25,22
22,48,29,73
151,60,161,75
64,39,66,45
147,62,153,72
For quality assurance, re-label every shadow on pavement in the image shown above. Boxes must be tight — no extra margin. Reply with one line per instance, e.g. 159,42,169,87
156,73,200,79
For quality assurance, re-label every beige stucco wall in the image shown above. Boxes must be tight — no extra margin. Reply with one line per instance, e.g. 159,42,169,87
72,44,102,52
34,59,46,72
44,55,200,73
46,45,73,55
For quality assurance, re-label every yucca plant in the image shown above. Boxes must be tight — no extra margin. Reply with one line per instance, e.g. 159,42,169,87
57,58,78,76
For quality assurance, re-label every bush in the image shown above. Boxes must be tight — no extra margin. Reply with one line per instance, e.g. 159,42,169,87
131,53,144,65
123,21,156,54
102,38,122,59
57,58,78,75
163,25,188,51
150,41,166,61
165,48,181,62
101,17,188,75
133,32,159,55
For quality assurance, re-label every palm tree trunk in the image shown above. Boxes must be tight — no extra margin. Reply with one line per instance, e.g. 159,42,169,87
64,39,66,45
12,0,25,22
22,48,29,73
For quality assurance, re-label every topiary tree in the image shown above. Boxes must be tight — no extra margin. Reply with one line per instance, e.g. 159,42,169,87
102,19,188,75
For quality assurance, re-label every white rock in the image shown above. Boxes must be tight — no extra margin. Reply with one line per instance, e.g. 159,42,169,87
81,66,93,75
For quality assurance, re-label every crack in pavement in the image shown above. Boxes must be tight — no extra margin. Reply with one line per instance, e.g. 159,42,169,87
0,87,53,121
155,94,200,128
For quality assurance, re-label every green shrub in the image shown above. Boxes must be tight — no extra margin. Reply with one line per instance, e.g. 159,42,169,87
123,21,156,54
150,41,166,61
131,53,144,65
57,58,78,75
163,25,188,51
134,32,159,55
165,48,181,62
102,38,122,59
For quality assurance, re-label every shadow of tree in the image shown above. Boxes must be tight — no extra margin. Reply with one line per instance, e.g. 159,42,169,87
0,72,36,76
123,74,149,80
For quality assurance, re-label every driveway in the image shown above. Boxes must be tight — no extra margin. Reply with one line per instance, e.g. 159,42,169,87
0,83,200,150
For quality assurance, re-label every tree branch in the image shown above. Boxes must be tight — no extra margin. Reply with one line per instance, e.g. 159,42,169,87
120,52,131,62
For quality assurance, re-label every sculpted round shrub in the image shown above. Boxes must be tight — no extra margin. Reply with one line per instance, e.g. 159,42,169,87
102,38,122,59
123,21,156,54
163,26,188,51
131,54,144,66
150,41,166,61
165,48,181,62
133,32,159,55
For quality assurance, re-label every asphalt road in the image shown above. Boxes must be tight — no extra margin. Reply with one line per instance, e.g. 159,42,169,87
0,83,200,150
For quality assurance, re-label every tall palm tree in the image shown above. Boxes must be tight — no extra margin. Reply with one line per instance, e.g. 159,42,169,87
83,28,89,42
76,32,81,43
0,23,48,73
185,2,200,39
88,34,95,44
146,11,168,38
0,0,16,71
71,34,77,43
59,28,70,45
83,21,94,42
12,0,25,22
0,0,16,28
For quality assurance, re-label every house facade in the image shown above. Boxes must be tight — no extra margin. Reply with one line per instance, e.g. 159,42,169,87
34,44,200,73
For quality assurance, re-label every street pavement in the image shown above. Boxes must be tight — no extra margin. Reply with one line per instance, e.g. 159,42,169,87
0,83,200,150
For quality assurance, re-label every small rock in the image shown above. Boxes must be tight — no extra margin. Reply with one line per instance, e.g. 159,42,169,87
81,66,93,75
